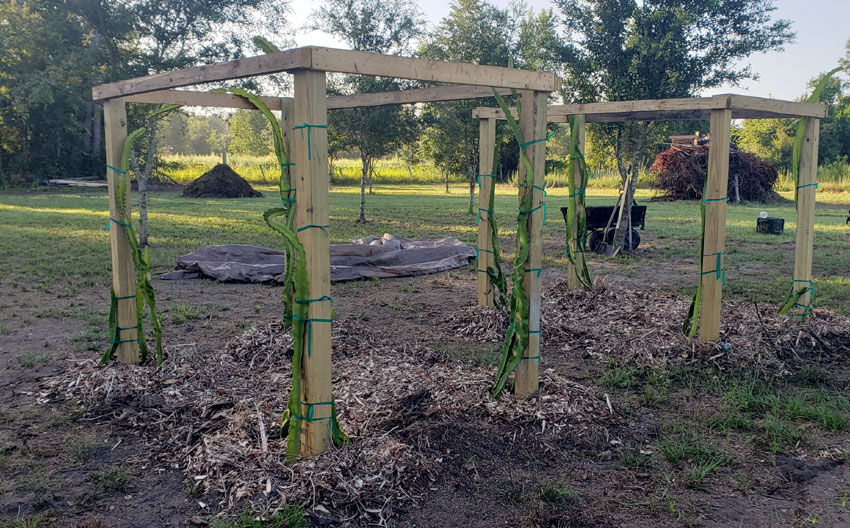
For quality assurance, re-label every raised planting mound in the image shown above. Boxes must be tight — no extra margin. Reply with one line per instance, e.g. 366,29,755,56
650,146,780,202
182,164,262,198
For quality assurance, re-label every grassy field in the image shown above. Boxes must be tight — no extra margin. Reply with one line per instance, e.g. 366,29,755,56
1,182,848,314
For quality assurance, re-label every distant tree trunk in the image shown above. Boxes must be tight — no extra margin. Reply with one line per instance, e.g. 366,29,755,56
609,123,651,254
222,150,227,165
733,173,740,204
359,154,369,222
368,164,375,194
407,164,413,180
328,158,334,188
92,105,103,161
129,119,158,249
467,161,476,215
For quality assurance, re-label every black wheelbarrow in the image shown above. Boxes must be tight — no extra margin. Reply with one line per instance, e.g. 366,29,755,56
561,204,647,253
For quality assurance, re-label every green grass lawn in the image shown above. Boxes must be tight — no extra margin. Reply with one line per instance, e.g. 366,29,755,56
1,183,848,313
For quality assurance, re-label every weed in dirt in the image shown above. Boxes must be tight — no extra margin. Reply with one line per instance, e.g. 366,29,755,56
0,325,12,335
538,481,580,509
792,365,832,387
1,511,55,528
617,448,654,471
71,437,101,462
16,353,50,369
659,423,728,488
602,362,642,389
209,506,306,528
170,303,203,324
89,467,132,492
763,412,807,453
71,327,102,353
498,479,527,505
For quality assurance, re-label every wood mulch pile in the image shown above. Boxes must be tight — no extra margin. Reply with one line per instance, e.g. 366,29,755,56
41,316,609,526
448,279,850,376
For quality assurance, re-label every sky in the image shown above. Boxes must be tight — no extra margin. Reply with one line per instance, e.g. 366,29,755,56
289,0,849,101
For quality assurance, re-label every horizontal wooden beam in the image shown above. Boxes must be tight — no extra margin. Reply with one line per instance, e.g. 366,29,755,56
94,46,559,101
473,94,827,122
308,47,559,92
119,85,516,110
93,48,307,101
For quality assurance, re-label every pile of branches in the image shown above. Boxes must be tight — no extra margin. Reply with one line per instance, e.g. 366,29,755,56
650,145,780,202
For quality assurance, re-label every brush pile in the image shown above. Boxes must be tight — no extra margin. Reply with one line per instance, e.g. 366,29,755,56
650,144,780,202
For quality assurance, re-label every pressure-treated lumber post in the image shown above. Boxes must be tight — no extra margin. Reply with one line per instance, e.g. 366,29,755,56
515,90,547,397
292,69,333,455
280,97,294,161
792,118,820,312
104,99,140,364
477,117,497,307
566,115,586,290
699,109,732,342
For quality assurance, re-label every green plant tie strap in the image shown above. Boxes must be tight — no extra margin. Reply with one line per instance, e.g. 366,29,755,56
477,174,497,188
292,313,333,357
787,279,815,317
525,268,542,278
280,188,296,204
519,131,555,148
293,400,334,422
700,252,726,286
105,217,130,231
293,123,328,160
110,324,141,345
570,153,585,160
797,182,818,190
475,247,494,259
523,355,540,364
111,294,136,301
281,162,295,167
518,202,546,220
106,165,127,174
295,296,333,306
703,197,730,204
517,183,547,196
296,224,329,232
569,188,586,198
477,208,494,224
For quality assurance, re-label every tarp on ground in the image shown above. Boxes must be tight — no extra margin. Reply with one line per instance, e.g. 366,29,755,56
160,234,476,283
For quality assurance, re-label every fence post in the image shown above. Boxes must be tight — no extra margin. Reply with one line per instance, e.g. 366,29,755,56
792,118,820,313
566,115,586,290
104,99,140,364
699,108,731,342
477,117,496,307
515,90,547,397
292,69,333,455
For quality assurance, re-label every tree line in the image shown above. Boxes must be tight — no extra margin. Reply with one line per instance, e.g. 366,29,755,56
2,0,847,199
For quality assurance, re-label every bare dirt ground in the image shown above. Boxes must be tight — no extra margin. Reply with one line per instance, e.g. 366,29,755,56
1,266,849,527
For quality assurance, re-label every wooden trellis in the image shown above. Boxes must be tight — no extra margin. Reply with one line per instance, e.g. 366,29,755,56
93,46,559,455
473,94,827,342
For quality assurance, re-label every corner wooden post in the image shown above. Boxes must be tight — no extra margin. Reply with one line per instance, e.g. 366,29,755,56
477,117,496,307
566,115,586,290
104,99,140,364
515,90,547,397
280,97,294,158
292,69,333,455
792,118,820,311
699,108,732,342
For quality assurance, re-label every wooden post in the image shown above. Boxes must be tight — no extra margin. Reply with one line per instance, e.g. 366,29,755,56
566,115,586,290
280,97,294,160
292,70,333,455
104,99,140,364
699,108,731,342
792,118,820,312
515,90,547,397
477,117,496,307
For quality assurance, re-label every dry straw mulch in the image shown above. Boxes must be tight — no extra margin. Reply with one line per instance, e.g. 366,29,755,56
43,317,607,525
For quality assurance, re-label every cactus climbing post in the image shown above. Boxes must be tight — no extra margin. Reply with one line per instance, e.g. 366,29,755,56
515,90,547,397
292,69,334,456
477,117,497,307
792,118,820,313
104,100,140,364
699,108,732,342
566,115,586,291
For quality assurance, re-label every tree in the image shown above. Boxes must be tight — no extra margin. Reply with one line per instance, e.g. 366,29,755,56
312,0,424,222
555,0,794,253
419,0,513,213
229,110,274,156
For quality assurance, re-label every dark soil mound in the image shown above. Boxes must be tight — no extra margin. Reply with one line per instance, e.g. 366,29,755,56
651,147,779,202
182,164,262,198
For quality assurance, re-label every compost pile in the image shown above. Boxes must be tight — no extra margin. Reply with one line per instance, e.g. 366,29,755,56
42,318,608,525
447,279,850,376
650,145,780,202
182,164,262,198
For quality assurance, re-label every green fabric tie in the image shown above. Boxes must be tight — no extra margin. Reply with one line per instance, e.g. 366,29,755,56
293,123,328,160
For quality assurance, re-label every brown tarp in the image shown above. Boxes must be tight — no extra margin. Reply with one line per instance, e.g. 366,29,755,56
160,234,476,283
